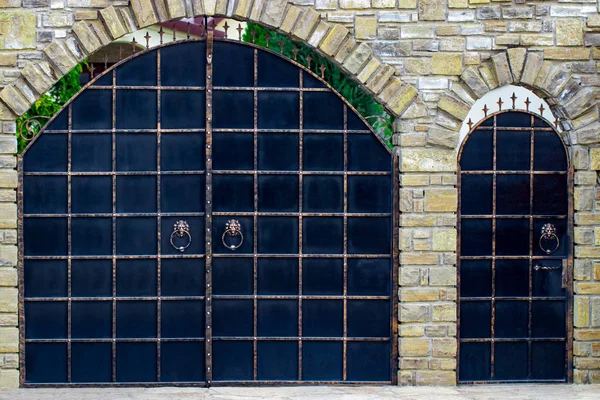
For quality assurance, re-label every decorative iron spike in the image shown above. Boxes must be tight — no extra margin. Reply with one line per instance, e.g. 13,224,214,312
251,29,256,44
159,26,164,44
497,97,503,111
89,63,95,79
118,45,123,61
131,37,138,53
278,38,284,53
103,53,108,69
223,21,229,39
265,33,271,48
306,54,312,69
467,118,473,130
237,24,243,41
319,64,326,79
554,118,560,128
199,21,205,38
539,103,545,116
482,104,489,117
204,16,209,34
173,23,177,42
292,46,298,61
187,22,191,39
524,97,531,111
211,19,216,30
144,31,151,49
510,92,517,109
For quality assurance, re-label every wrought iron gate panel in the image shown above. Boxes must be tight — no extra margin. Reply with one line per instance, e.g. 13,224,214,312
457,110,572,383
18,34,398,387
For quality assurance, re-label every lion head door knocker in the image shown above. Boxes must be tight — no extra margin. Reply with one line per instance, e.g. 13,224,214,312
222,219,243,251
539,223,559,255
170,220,192,252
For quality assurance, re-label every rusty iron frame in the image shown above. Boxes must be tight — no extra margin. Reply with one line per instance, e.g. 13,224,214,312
17,27,399,387
456,109,573,384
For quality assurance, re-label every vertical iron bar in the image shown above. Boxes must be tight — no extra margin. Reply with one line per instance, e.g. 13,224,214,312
298,68,304,381
66,104,73,383
528,115,535,379
491,114,497,379
342,105,348,381
391,150,400,385
253,47,259,382
205,31,214,386
111,67,117,383
456,158,462,384
156,48,162,382
17,154,25,386
566,165,574,382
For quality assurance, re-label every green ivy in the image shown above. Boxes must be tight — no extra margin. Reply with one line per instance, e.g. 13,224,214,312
243,22,394,149
16,62,84,153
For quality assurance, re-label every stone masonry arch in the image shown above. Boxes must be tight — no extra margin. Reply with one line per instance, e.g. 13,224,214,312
0,0,420,123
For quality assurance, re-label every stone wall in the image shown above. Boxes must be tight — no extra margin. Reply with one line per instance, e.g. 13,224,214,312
1,0,600,388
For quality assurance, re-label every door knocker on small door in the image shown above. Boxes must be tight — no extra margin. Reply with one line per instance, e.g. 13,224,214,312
222,219,243,251
170,220,192,252
539,223,559,255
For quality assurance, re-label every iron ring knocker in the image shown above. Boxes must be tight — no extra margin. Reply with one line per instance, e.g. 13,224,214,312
222,219,244,251
170,220,192,252
539,223,560,255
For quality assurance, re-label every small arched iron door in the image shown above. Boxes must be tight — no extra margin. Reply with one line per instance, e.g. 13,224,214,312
19,34,398,386
458,110,572,383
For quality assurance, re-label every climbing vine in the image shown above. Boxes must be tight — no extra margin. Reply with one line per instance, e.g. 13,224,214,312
243,22,394,149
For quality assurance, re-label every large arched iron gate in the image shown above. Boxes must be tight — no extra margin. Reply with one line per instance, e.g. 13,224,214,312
18,32,398,386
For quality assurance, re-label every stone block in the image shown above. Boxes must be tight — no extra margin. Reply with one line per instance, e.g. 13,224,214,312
460,67,489,98
72,21,103,55
0,54,16,67
556,19,584,46
400,288,440,302
432,230,456,252
565,87,595,119
400,325,426,338
0,327,17,352
43,40,78,75
576,296,591,327
427,126,459,149
0,268,15,288
355,16,377,40
401,358,428,370
0,246,16,267
0,86,30,117
544,47,590,61
308,21,330,48
576,122,600,145
401,252,438,265
279,6,302,33
400,338,430,357
592,298,600,327
0,11,36,50
415,370,456,385
339,0,370,9
575,227,594,245
388,84,418,117
319,24,349,56
438,94,470,121
419,0,446,21
429,267,456,286
492,52,513,86
366,65,395,95
575,329,600,341
0,288,16,313
573,106,599,131
0,369,18,389
342,42,372,75
432,303,457,322
431,53,462,76
292,9,320,41
425,188,457,212
357,58,381,84
400,304,430,322
402,149,455,172
575,187,594,211
432,338,457,357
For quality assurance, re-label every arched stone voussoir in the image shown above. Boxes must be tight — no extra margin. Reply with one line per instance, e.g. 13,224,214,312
433,46,599,145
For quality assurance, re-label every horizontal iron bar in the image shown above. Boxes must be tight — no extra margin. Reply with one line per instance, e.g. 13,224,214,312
211,336,391,341
211,254,391,258
460,297,566,301
42,129,372,134
461,170,567,175
211,170,390,176
23,255,205,260
458,379,567,384
21,380,392,388
460,338,566,342
460,215,566,219
24,213,206,218
25,338,206,343
23,254,390,260
85,85,335,93
475,127,556,131
24,296,206,301
460,255,566,260
23,171,205,176
23,212,389,218
87,85,206,90
211,295,390,300
22,170,389,177
211,212,391,217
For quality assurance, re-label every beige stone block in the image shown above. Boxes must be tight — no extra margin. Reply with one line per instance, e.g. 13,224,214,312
576,187,595,211
595,262,600,280
0,369,18,389
0,0,20,6
401,358,428,369
0,268,16,287
432,303,456,322
425,188,457,213
576,329,600,341
576,283,600,295
402,149,455,172
0,245,15,267
342,42,372,75
592,298,600,327
401,214,437,227
260,0,287,27
334,37,356,64
0,312,17,327
401,175,429,187
357,58,381,84
438,25,460,36
430,267,456,286
319,24,349,56
520,34,554,47
388,84,418,116
0,11,35,50
590,148,600,170
0,171,16,189
400,324,426,337
556,19,584,46
401,252,438,265
577,247,600,259
574,342,592,357
355,16,377,41
432,338,457,357
293,9,320,41
0,54,16,67
430,358,457,370
415,370,456,385
43,41,78,75
279,6,302,34
398,0,417,7
308,21,330,48
575,357,600,370
0,287,16,312
400,338,430,357
576,227,594,245
130,0,159,27
544,47,590,61
419,0,446,21
492,52,513,86
366,65,395,95
372,0,395,7
576,296,591,328
0,86,30,117
72,21,103,55
0,327,17,352
339,0,370,9
448,0,467,7
431,53,462,76
400,288,440,302
400,304,430,322
438,95,470,121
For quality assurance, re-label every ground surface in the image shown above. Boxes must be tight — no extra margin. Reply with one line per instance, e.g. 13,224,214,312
1,385,599,400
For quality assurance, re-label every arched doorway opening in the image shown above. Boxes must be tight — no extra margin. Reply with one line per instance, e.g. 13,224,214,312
457,109,572,383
